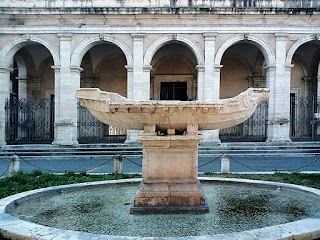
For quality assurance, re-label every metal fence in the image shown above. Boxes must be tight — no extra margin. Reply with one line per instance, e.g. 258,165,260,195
5,97,54,144
290,96,320,141
77,103,126,144
5,96,320,144
220,102,269,142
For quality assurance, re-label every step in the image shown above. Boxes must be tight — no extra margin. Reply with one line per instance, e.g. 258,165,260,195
0,142,319,157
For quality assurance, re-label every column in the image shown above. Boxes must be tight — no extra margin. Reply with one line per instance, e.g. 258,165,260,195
214,64,223,98
203,32,218,100
131,33,147,100
200,64,223,144
199,33,221,144
196,65,205,100
53,33,79,145
126,34,146,143
125,65,133,99
0,67,12,145
143,64,152,99
17,77,28,99
266,33,291,142
126,64,153,143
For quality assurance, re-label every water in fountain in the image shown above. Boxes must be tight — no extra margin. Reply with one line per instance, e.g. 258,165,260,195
7,181,320,238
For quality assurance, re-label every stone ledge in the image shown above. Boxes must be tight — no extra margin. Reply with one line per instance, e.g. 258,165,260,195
0,7,319,15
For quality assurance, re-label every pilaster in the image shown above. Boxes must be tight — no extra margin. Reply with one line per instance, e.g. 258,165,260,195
196,65,205,100
132,33,147,100
16,77,28,99
125,65,133,99
214,64,223,100
266,33,291,142
198,63,223,145
127,34,147,143
0,67,12,145
197,62,221,145
53,33,79,145
203,32,218,100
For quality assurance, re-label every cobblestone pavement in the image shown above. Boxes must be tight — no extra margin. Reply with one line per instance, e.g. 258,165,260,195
1,155,320,176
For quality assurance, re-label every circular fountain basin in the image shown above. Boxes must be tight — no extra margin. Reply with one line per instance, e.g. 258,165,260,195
1,177,320,240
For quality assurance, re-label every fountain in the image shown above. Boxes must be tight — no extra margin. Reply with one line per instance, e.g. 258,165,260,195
75,87,269,213
1,87,320,240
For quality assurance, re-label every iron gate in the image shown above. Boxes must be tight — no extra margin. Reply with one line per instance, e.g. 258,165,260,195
290,95,320,141
220,102,268,142
6,97,319,144
5,97,54,144
77,103,126,144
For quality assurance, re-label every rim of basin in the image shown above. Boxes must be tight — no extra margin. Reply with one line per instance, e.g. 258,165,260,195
0,177,320,240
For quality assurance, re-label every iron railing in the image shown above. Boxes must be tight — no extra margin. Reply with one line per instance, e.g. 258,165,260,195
220,102,268,142
5,97,54,144
77,103,126,144
290,96,320,141
5,96,320,144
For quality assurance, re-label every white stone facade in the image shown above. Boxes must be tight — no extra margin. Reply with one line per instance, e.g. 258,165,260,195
0,0,319,145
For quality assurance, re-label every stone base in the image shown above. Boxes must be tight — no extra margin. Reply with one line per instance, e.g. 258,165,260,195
131,181,208,213
131,134,208,213
130,203,209,214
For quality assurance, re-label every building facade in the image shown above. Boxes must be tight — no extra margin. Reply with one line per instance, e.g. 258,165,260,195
0,0,319,145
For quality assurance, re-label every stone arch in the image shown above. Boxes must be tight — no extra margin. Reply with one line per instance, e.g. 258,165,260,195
0,34,60,67
215,34,275,67
286,34,318,66
70,34,133,67
144,34,204,66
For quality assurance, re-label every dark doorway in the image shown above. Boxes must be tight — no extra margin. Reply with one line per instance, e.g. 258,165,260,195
160,82,188,100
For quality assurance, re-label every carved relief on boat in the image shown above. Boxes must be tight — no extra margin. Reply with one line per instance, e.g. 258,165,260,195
75,88,269,131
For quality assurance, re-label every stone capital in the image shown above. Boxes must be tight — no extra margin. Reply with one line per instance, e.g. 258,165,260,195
15,77,28,81
57,33,73,41
131,33,146,40
285,64,294,71
274,33,289,40
214,65,223,72
196,65,205,72
143,65,153,72
51,65,60,73
70,66,83,73
0,67,13,73
125,65,134,72
264,65,276,71
203,32,217,40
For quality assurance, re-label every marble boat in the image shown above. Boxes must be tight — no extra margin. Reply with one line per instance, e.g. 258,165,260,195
76,87,269,132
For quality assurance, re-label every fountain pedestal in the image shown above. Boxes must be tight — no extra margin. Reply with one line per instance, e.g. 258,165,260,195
130,134,208,213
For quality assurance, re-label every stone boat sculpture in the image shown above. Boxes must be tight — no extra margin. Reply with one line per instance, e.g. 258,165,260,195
76,88,269,132
76,87,269,213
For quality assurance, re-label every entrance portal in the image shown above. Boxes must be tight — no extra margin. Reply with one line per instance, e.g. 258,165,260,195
160,82,188,101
